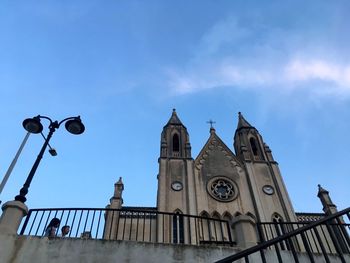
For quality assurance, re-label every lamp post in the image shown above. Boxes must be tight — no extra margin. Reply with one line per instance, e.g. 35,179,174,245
14,115,85,203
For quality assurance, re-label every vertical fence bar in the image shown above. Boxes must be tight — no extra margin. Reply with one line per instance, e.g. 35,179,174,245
313,227,330,263
31,211,40,236
75,210,84,238
82,210,90,235
95,210,102,239
162,214,165,243
89,210,96,235
122,212,127,240
142,212,146,242
20,209,33,235
273,243,283,263
319,223,333,253
325,222,346,263
129,212,133,240
41,211,51,236
309,228,320,253
69,210,77,238
301,232,315,263
136,211,140,242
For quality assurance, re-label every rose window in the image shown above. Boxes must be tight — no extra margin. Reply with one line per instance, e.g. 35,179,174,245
207,177,237,202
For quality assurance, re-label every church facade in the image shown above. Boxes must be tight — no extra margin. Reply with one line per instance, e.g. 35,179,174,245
105,109,337,249
1,109,348,263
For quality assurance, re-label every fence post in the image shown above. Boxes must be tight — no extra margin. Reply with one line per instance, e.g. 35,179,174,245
0,200,28,235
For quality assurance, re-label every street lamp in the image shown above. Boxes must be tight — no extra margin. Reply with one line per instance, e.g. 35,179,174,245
14,115,85,203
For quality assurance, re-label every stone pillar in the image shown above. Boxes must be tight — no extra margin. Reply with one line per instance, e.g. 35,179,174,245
231,215,257,249
317,184,338,215
104,178,124,240
0,200,28,235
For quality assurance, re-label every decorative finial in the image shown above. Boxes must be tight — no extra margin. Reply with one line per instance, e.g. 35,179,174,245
116,177,123,185
173,108,176,112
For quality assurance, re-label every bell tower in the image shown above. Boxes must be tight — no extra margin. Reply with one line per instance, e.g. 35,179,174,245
157,109,196,215
233,112,297,222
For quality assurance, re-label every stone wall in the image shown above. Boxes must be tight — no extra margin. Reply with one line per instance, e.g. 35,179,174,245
0,233,348,263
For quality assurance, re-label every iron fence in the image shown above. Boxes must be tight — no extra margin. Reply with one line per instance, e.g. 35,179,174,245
258,219,350,255
19,207,234,246
215,207,350,263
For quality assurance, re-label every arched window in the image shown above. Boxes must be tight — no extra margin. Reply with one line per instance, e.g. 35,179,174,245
272,214,289,250
212,212,222,242
223,212,234,243
250,138,259,156
199,211,211,242
173,210,184,244
172,134,180,152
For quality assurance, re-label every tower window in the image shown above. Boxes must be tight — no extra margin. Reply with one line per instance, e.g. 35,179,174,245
173,211,184,243
250,138,259,156
173,134,180,152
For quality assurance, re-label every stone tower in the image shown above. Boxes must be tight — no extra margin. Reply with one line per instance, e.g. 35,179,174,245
157,109,195,215
233,112,297,223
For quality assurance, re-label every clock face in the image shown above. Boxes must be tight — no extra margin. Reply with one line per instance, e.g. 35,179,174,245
171,181,183,191
263,185,274,195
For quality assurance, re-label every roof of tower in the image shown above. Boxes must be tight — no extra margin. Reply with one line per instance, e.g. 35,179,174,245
317,184,329,195
164,108,186,127
237,112,253,130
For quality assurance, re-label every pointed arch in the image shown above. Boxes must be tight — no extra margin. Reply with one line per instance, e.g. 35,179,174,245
172,133,180,152
212,211,221,219
211,211,223,242
222,212,234,243
222,212,233,221
173,209,183,214
246,212,256,221
173,209,184,244
271,213,289,250
199,211,211,242
200,211,210,218
272,213,284,223
249,137,263,160
234,211,242,217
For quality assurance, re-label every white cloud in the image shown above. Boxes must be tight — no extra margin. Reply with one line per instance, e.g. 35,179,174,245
285,59,350,86
166,13,350,98
167,58,350,97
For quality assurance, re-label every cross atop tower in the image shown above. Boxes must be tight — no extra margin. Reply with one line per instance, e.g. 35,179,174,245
206,119,216,128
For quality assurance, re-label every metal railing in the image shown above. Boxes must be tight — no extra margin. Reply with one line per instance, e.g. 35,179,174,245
19,207,234,246
215,207,350,263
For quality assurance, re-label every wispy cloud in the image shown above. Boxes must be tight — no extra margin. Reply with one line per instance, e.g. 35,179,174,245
166,10,350,98
285,59,350,86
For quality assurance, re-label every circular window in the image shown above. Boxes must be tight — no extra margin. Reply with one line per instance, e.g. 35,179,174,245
207,177,238,202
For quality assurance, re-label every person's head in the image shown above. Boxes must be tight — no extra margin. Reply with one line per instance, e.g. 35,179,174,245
61,225,70,236
48,218,60,228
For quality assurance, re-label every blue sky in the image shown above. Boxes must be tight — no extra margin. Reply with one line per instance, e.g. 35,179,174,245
0,1,349,214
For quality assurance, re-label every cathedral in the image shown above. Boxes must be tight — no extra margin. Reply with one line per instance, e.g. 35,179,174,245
105,109,340,249
1,109,349,263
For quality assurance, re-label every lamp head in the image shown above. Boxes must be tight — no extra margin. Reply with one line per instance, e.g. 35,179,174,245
49,148,57,156
65,117,85,135
23,116,43,134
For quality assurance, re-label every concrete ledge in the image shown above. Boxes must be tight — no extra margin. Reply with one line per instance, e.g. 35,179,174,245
1,233,348,263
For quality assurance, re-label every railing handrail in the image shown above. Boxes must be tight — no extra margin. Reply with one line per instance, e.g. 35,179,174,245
215,207,350,263
23,207,230,222
259,221,350,226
